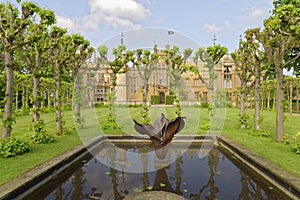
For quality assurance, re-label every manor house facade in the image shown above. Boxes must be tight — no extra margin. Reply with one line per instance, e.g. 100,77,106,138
83,48,240,106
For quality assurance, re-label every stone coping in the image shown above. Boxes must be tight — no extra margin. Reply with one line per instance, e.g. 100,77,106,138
0,134,299,199
123,191,187,200
218,135,300,200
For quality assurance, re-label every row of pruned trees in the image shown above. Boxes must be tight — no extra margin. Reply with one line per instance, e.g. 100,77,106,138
96,43,228,127
231,0,300,142
0,1,93,138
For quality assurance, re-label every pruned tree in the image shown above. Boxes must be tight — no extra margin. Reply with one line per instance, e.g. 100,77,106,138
251,3,300,142
103,44,129,129
0,1,43,138
193,44,228,119
231,39,252,129
133,48,158,123
164,46,193,116
18,8,55,122
70,35,93,127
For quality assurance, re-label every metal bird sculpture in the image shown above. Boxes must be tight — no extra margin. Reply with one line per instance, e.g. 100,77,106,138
133,113,185,159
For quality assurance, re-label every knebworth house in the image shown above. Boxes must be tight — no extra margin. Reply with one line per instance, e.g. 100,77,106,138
82,45,240,106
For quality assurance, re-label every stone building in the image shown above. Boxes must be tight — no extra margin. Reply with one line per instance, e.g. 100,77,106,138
82,48,240,106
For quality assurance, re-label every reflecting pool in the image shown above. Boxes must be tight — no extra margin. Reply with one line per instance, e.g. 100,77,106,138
25,142,290,200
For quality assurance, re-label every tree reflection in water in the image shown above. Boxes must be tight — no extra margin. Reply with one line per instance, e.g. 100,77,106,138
31,145,287,200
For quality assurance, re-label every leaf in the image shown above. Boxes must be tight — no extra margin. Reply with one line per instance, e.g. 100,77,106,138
216,171,222,175
105,171,111,175
133,187,143,192
183,189,188,193
160,183,166,187
146,186,153,191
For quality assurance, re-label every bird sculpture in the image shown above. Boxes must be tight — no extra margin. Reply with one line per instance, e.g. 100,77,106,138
133,113,185,159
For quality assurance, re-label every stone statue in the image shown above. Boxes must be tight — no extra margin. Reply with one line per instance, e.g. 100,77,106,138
133,113,185,158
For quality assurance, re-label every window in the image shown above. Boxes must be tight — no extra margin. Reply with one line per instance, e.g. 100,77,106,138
183,92,189,101
194,92,200,101
87,74,93,85
194,79,199,86
159,70,165,85
184,78,189,87
224,66,232,89
131,79,137,93
203,92,208,102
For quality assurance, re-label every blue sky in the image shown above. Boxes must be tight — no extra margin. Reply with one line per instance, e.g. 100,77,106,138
4,0,274,52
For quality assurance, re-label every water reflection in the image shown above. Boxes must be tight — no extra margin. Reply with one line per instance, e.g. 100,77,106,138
27,145,289,200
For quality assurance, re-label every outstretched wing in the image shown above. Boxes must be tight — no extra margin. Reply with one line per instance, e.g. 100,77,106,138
154,113,169,135
133,119,155,136
163,117,185,144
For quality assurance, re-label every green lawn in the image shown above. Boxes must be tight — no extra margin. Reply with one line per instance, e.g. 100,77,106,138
0,107,299,185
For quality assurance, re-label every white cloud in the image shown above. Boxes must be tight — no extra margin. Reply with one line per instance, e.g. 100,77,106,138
203,20,232,34
238,7,269,23
56,0,150,35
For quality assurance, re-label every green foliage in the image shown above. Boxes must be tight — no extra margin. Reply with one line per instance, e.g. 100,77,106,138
103,113,120,130
29,119,54,144
238,113,251,129
166,95,174,105
292,132,300,154
30,131,54,144
151,95,160,105
0,138,30,158
201,102,209,108
200,121,222,130
94,102,109,108
141,105,150,124
2,117,16,129
174,97,182,116
249,129,271,137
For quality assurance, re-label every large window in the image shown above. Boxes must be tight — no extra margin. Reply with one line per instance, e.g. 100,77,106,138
159,70,165,85
224,66,232,89
130,78,137,93
184,78,189,87
87,74,93,86
194,79,199,86
203,92,208,102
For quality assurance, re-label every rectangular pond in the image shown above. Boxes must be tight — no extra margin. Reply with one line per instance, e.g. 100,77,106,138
22,139,292,200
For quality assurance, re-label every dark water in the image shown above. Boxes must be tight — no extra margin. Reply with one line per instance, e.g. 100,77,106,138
26,143,289,200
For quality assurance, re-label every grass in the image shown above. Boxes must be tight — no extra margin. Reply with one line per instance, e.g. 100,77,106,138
0,107,299,186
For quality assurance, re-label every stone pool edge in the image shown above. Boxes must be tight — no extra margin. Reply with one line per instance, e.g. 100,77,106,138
0,134,299,200
218,135,300,200
0,134,106,200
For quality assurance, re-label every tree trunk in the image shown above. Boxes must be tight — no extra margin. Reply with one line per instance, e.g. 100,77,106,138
2,52,14,138
297,86,299,113
55,66,62,135
273,93,276,110
74,77,82,126
240,81,246,129
32,74,41,122
267,90,271,109
275,57,284,142
254,74,260,131
32,47,41,122
15,85,19,112
289,82,293,115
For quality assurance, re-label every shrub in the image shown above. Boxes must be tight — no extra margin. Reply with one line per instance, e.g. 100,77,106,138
238,113,251,129
0,138,30,158
151,95,160,105
30,132,55,144
166,95,174,105
29,119,55,144
292,132,300,154
201,102,209,108
249,129,271,137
